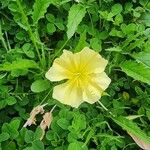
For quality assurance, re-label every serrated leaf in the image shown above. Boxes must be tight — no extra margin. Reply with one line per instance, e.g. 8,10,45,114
31,79,50,93
0,59,39,71
32,0,53,24
106,46,122,52
133,52,150,68
125,37,147,52
112,116,150,144
121,61,150,85
67,4,86,39
129,133,150,150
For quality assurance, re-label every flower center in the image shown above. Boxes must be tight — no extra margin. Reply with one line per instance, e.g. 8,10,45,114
74,72,85,79
71,71,91,87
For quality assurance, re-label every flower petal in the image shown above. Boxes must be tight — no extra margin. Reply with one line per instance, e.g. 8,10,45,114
45,65,70,81
83,72,111,104
78,47,108,73
83,85,101,104
91,72,111,91
52,80,83,108
45,50,74,81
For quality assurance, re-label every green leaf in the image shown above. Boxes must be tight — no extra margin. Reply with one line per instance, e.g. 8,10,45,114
124,2,133,13
71,113,86,132
25,130,34,143
0,100,7,110
22,43,35,58
10,119,20,130
68,141,88,150
2,141,16,150
57,118,70,130
1,119,20,140
6,96,17,105
9,1,28,30
121,61,150,85
75,30,87,52
55,22,65,30
67,4,86,39
111,4,123,15
46,130,55,141
106,46,122,52
110,28,124,38
2,123,19,140
32,0,53,24
46,13,55,23
140,11,150,26
47,23,56,34
34,127,43,140
90,38,102,52
133,52,150,68
31,79,50,93
0,132,10,142
0,59,39,71
32,140,44,150
112,116,150,144
114,14,123,25
124,37,147,52
121,23,137,35
11,69,28,77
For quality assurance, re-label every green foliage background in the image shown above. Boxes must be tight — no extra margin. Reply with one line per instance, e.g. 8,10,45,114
0,0,150,149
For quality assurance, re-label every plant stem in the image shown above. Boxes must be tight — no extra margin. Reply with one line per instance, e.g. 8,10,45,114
98,101,114,116
87,10,94,36
50,39,69,64
40,88,53,105
98,101,108,111
50,105,57,113
5,31,11,50
0,22,8,51
16,0,42,64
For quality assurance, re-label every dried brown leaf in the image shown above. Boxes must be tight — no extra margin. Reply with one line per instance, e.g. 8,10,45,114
40,112,53,140
23,103,47,127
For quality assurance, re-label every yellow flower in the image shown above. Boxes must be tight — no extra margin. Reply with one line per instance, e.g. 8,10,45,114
46,47,111,108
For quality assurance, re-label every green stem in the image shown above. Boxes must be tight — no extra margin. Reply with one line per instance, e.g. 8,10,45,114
0,22,8,51
40,88,53,105
50,39,69,64
5,31,11,50
0,35,8,51
41,44,46,69
87,10,94,36
98,101,108,111
50,105,57,113
16,0,42,63
55,39,69,56
98,101,114,116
